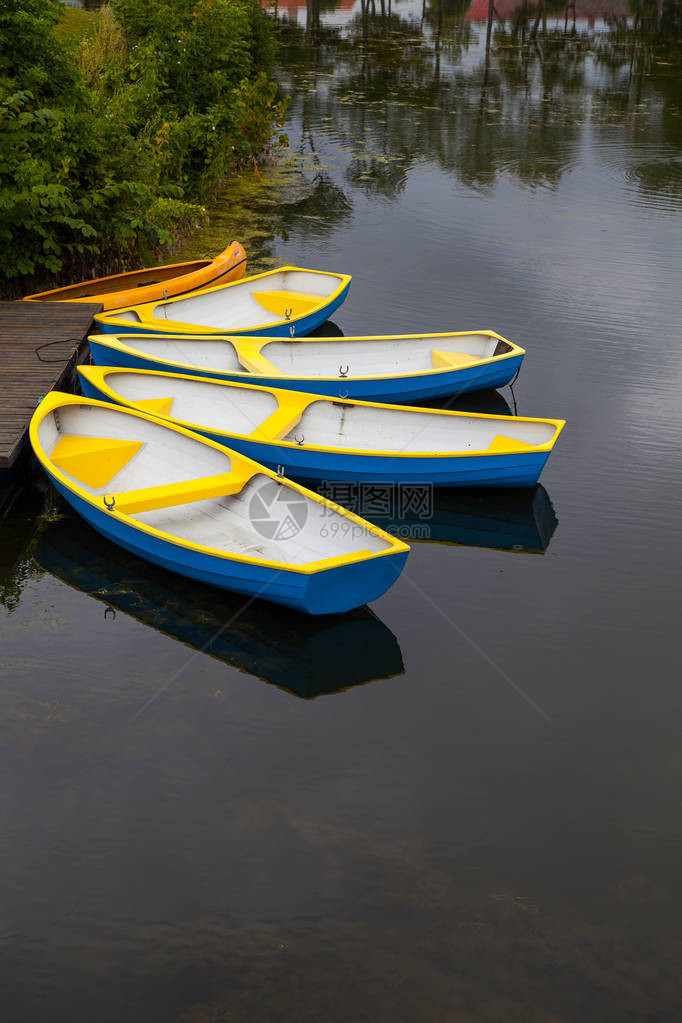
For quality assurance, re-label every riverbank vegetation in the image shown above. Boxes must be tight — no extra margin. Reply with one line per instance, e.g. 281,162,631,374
0,0,286,295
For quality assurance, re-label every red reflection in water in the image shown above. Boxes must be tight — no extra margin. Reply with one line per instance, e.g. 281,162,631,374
259,0,631,22
465,0,630,22
260,0,356,9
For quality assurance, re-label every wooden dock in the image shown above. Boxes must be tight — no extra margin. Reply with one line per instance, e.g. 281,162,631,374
0,301,103,469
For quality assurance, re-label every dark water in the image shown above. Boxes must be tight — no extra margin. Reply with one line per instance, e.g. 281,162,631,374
2,4,682,1020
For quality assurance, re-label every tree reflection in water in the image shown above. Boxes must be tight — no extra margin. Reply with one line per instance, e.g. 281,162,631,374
267,0,681,208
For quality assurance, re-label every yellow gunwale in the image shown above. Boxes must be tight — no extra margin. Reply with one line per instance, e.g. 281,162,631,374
87,329,526,383
30,392,408,574
79,366,566,460
93,266,352,335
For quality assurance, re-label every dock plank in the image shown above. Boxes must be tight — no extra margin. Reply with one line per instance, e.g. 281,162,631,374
0,301,102,468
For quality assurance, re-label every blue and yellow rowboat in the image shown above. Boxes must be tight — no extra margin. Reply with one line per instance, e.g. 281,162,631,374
78,366,564,487
29,393,408,614
94,266,352,339
87,329,525,401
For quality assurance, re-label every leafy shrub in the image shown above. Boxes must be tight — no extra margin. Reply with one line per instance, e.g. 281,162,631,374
0,0,283,289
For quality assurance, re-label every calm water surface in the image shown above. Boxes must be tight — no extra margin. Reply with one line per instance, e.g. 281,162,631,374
2,4,682,1020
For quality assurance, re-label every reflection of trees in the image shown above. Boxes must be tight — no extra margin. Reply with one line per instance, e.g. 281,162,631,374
277,174,353,239
279,8,586,194
590,1,682,199
280,12,437,199
275,1,682,199
0,543,37,613
0,489,47,613
483,11,593,188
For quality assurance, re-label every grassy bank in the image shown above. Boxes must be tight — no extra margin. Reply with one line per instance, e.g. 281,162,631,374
0,0,286,297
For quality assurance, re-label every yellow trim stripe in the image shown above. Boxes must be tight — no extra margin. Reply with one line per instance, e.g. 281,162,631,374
94,266,352,335
87,329,526,383
30,391,409,574
78,365,565,460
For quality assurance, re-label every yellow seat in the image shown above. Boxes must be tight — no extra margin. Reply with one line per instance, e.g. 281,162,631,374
252,290,322,319
131,396,174,417
431,350,477,369
251,403,305,441
103,467,257,515
234,340,282,376
487,435,535,454
51,435,143,487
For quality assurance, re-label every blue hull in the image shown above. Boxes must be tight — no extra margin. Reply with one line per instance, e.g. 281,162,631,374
87,337,524,401
79,375,548,489
189,436,548,488
96,281,351,339
47,477,407,615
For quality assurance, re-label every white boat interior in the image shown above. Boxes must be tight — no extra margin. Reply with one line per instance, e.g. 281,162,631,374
117,336,245,372
101,331,514,378
100,372,281,436
37,402,391,565
291,400,557,452
260,333,509,375
112,269,345,330
94,372,559,453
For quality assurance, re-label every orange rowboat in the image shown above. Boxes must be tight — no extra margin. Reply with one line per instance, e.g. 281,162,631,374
22,241,247,311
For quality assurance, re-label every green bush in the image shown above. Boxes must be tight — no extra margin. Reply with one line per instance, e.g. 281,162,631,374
0,0,284,288
0,0,79,100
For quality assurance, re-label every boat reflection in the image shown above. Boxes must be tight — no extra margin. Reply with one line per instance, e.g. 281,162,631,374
33,515,405,699
308,318,346,338
414,389,514,416
365,484,558,554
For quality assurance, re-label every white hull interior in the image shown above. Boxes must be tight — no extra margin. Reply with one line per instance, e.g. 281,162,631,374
106,332,508,378
261,334,502,374
293,400,555,452
114,270,344,330
98,373,558,453
124,336,245,372
38,403,391,565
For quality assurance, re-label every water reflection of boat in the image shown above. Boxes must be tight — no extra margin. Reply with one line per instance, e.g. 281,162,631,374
33,515,405,699
365,484,558,554
415,389,513,417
